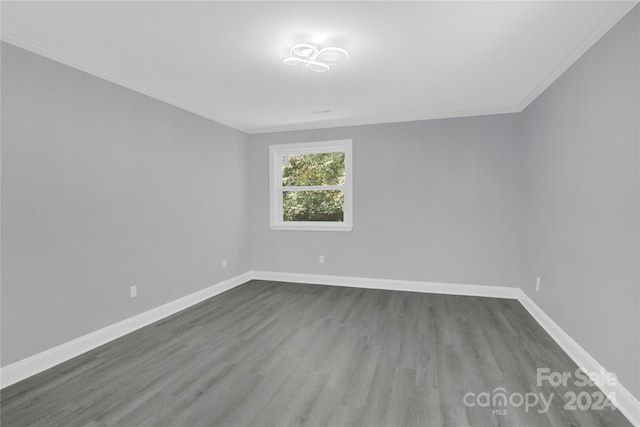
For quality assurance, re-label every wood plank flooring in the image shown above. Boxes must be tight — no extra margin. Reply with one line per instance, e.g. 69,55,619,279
0,280,632,426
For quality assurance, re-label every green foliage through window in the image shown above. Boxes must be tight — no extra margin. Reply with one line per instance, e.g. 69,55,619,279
283,190,344,221
282,152,345,187
282,152,345,222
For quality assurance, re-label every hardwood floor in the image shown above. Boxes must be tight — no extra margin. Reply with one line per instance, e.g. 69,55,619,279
1,280,632,426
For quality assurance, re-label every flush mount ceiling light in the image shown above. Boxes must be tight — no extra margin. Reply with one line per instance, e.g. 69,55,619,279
284,43,349,73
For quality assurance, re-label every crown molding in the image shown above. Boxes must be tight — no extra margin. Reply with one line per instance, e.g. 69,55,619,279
0,28,250,133
2,1,637,134
0,27,520,135
517,1,638,112
244,105,521,134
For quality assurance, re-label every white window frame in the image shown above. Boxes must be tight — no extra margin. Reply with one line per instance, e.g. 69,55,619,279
269,139,353,232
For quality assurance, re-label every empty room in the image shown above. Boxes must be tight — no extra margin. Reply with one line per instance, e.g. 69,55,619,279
1,1,639,426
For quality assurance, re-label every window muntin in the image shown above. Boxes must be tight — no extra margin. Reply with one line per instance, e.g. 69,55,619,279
269,140,352,231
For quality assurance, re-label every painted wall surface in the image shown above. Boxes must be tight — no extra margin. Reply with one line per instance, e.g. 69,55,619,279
0,43,251,366
521,6,640,399
2,4,639,404
249,115,523,287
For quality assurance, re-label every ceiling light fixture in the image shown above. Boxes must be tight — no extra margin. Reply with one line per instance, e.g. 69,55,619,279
284,43,349,73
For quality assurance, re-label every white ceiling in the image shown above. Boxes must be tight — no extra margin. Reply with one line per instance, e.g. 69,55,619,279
1,1,636,133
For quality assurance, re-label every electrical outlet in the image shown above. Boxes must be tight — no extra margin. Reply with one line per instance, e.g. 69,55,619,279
319,255,325,264
536,277,541,292
222,259,228,268
130,285,137,298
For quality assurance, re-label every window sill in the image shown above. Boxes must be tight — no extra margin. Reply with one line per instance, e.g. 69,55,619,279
270,224,353,232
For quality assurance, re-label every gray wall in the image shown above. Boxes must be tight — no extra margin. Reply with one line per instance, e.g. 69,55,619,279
1,43,251,366
2,5,638,403
521,5,640,399
248,115,523,287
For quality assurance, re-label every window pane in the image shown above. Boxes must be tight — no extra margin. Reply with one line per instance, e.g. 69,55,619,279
282,152,345,187
283,190,344,222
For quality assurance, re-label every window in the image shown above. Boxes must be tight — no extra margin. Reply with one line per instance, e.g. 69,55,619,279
269,139,352,231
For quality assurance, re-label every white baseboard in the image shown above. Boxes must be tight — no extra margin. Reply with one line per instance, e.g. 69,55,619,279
0,271,517,389
2,270,638,427
253,271,639,425
518,290,640,426
251,270,521,299
0,272,252,389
